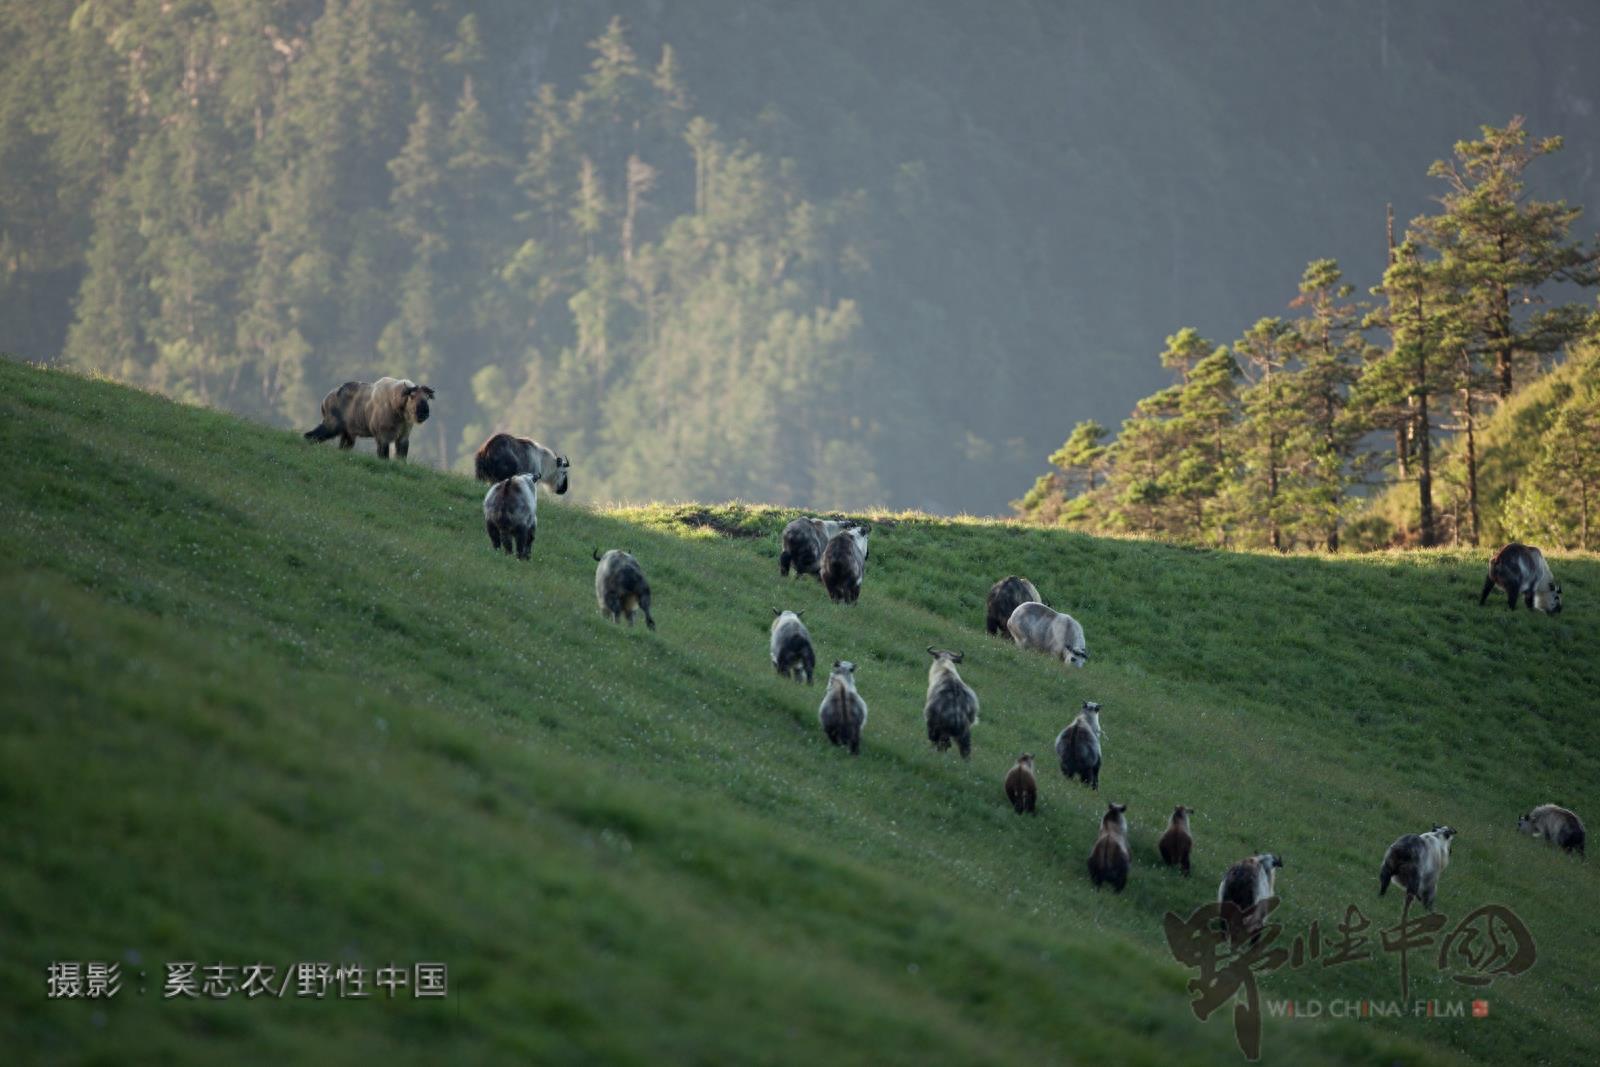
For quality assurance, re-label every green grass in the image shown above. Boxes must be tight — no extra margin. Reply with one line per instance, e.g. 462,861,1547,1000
2,358,1597,1066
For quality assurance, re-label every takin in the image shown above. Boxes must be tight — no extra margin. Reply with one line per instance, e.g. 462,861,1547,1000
769,609,816,684
1004,754,1038,815
817,660,868,754
474,432,570,495
1479,542,1562,613
1378,826,1456,912
1054,700,1103,790
482,474,538,561
820,525,870,604
1006,601,1088,667
593,548,656,630
985,576,1041,637
304,377,435,460
1516,804,1586,856
923,647,979,758
1158,805,1194,876
778,517,855,580
1087,802,1131,892
1218,853,1284,943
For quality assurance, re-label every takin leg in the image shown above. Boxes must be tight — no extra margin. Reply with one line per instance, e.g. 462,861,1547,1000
516,529,532,561
1508,585,1519,609
958,732,972,760
338,432,356,450
376,439,391,460
394,438,409,462
487,522,502,551
1090,763,1100,791
639,591,656,631
1479,575,1496,606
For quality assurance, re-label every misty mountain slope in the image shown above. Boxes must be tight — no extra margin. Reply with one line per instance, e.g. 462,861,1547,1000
6,1,1598,513
2,359,1597,1064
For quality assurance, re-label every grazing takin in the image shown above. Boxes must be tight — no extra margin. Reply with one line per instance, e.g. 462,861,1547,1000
817,660,868,755
779,517,854,579
1159,805,1194,876
1004,754,1038,815
593,548,655,630
1479,542,1562,613
1378,826,1456,911
1517,804,1586,856
1007,601,1088,667
474,432,571,495
482,474,538,560
923,647,979,758
820,525,870,604
304,377,435,459
1087,802,1131,892
1218,853,1284,943
769,609,815,684
1054,700,1103,790
985,576,1041,637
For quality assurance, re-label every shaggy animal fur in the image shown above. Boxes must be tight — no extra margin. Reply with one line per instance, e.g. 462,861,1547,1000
1378,826,1456,911
1159,805,1194,876
778,517,852,579
1087,803,1131,892
1479,542,1562,613
1004,754,1038,815
1218,853,1283,943
817,660,868,754
482,474,538,560
1054,701,1103,789
1007,601,1088,667
593,548,655,630
923,647,979,758
304,377,434,460
820,526,870,604
1517,804,1586,856
769,609,815,684
985,576,1041,637
474,432,570,494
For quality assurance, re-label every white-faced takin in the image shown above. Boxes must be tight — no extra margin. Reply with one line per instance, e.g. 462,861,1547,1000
1479,542,1562,613
1007,601,1088,667
1087,802,1131,892
1378,826,1456,911
1218,853,1284,943
1004,754,1038,815
1517,804,1586,856
1054,700,1103,790
779,517,854,579
985,576,1041,636
593,548,655,631
923,647,979,758
769,609,815,684
482,474,538,561
474,432,570,495
304,377,435,460
1159,805,1194,876
820,525,870,604
817,660,868,755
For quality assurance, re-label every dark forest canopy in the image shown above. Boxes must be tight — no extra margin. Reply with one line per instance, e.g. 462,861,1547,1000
3,0,1600,513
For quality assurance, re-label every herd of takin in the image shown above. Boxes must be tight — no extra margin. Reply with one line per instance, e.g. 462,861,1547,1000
306,376,1585,937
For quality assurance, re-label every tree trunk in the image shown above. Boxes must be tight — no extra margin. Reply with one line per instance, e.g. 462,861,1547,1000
1463,387,1480,547
1417,391,1435,547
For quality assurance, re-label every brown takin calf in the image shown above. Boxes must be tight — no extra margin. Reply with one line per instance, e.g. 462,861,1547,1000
1087,802,1131,892
1517,804,1586,856
1158,805,1194,875
305,377,434,460
1004,754,1038,815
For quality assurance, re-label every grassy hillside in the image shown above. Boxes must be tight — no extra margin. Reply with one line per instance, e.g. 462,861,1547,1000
2,358,1598,1065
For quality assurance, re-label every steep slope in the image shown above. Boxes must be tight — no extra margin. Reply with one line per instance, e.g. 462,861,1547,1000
2,359,1597,1065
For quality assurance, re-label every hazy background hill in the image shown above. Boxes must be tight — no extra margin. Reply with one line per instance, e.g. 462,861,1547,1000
4,0,1598,513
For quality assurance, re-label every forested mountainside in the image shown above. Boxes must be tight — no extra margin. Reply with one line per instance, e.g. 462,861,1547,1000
4,1,1599,513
